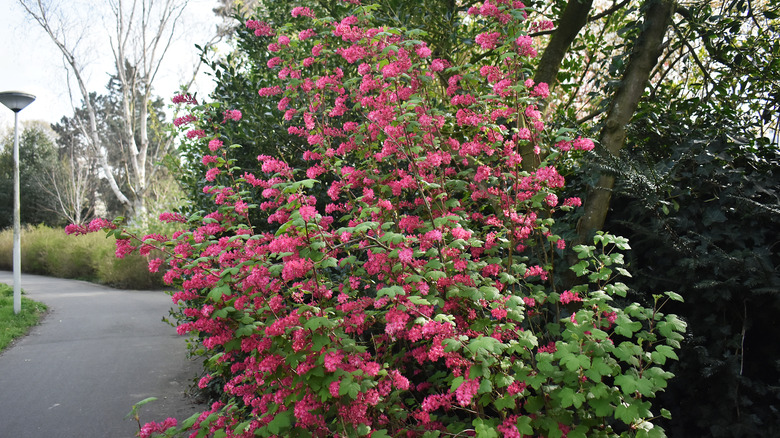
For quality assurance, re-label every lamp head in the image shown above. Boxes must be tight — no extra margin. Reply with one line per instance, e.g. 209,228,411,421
0,91,36,113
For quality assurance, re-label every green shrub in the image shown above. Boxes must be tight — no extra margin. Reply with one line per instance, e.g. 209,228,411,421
107,3,685,436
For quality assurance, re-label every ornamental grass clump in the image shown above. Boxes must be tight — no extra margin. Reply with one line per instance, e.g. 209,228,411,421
74,1,686,436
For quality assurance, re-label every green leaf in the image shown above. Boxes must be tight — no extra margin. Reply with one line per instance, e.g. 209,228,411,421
425,259,443,270
493,395,516,410
466,336,503,355
357,424,371,436
426,270,447,281
589,395,614,417
377,285,405,298
473,418,499,438
407,295,431,305
319,257,338,269
450,376,465,393
615,315,642,337
516,416,534,435
479,286,500,300
207,284,231,302
304,316,330,330
267,410,292,434
663,291,683,302
585,357,614,381
655,345,679,361
571,260,590,277
233,420,252,433
615,400,640,423
557,387,576,408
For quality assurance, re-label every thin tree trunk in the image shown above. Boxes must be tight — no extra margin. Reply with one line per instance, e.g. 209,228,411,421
576,0,675,239
21,0,134,212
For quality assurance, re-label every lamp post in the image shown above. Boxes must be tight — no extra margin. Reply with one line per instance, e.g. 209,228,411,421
0,91,36,315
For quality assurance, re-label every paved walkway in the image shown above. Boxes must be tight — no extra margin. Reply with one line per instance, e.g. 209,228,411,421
0,272,204,437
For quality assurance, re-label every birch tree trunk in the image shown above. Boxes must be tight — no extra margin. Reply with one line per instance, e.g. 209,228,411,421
19,0,197,220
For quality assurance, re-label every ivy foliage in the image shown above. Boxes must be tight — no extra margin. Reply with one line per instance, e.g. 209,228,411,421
602,118,780,437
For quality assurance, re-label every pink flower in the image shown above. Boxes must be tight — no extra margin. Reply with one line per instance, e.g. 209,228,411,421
573,136,595,151
139,418,177,438
291,6,315,18
282,258,313,281
337,45,367,63
299,28,316,40
491,307,508,319
299,205,317,221
323,351,343,372
172,93,197,105
515,35,537,57
475,32,501,50
455,378,480,406
205,167,220,182
415,45,432,58
267,57,282,68
148,258,163,273
258,86,282,96
173,114,196,127
159,212,186,223
186,129,206,139
329,380,341,397
559,290,582,304
246,20,274,36
223,109,242,122
524,265,548,280
538,342,557,353
208,139,223,151
497,415,522,438
390,370,410,390
88,217,115,232
64,223,88,235
507,381,527,395
115,239,136,259
398,248,413,263
532,82,550,98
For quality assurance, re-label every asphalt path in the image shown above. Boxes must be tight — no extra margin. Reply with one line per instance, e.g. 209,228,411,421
0,272,205,438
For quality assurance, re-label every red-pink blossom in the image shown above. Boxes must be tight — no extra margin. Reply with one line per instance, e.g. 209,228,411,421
455,378,480,406
475,31,501,50
291,6,315,18
560,290,582,304
208,139,223,151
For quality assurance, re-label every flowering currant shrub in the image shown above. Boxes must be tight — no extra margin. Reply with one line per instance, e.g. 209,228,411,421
80,1,687,437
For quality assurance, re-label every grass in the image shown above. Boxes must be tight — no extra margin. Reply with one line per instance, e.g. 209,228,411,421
0,283,48,352
0,225,164,289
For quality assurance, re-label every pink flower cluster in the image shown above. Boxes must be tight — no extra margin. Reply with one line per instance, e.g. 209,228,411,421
246,20,274,36
222,109,242,122
139,417,176,438
122,1,636,437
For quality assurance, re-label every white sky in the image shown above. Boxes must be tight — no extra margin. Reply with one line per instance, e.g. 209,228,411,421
0,0,225,130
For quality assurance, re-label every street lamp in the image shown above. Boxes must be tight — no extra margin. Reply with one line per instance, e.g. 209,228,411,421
0,91,36,315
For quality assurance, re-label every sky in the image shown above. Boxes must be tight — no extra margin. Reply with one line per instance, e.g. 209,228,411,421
0,0,225,130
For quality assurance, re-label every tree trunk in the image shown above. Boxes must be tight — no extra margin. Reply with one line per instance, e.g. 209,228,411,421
576,0,675,240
